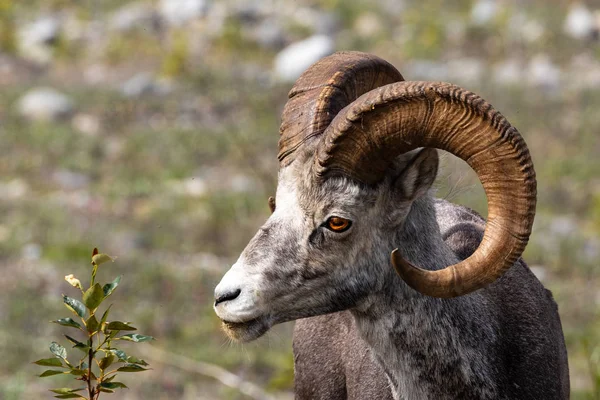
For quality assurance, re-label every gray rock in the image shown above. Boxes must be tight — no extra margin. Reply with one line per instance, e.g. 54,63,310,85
381,0,407,16
274,35,334,82
110,2,158,32
527,54,561,90
470,0,498,26
120,73,172,98
52,169,90,190
583,238,600,263
17,87,74,122
290,8,338,36
447,58,484,85
158,0,209,25
22,243,42,261
549,215,578,237
493,58,524,86
121,73,155,98
17,16,60,63
508,13,545,44
250,18,286,50
404,59,449,81
568,53,600,90
564,3,596,40
231,0,270,23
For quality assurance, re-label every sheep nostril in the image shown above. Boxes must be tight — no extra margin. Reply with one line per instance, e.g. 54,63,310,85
214,288,241,306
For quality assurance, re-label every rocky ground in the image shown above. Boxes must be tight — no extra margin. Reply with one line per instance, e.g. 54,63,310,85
1,0,600,398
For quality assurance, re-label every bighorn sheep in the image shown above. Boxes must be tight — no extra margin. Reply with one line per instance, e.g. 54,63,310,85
213,52,570,399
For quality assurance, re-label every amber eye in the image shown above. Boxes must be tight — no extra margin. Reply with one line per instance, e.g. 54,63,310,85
325,216,352,232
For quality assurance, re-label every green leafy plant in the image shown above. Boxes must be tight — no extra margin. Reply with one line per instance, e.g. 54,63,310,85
34,248,154,399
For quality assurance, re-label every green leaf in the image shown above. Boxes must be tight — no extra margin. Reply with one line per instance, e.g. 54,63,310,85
50,342,67,360
106,321,137,331
63,335,82,346
98,354,114,370
118,334,154,343
54,395,85,399
126,355,148,366
63,336,89,353
52,318,82,330
116,364,149,372
86,314,99,334
100,304,112,327
82,283,104,310
100,382,128,389
63,296,85,318
110,349,127,361
39,370,64,377
49,388,84,394
97,388,114,393
73,343,90,353
92,253,114,266
103,276,121,297
67,368,86,376
34,358,63,367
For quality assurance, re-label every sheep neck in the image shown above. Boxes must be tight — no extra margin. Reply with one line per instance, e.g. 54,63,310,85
350,196,499,400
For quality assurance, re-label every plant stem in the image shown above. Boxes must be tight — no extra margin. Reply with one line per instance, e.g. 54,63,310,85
88,334,94,400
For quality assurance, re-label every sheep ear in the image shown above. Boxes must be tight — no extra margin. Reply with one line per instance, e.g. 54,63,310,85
268,196,276,213
394,148,439,201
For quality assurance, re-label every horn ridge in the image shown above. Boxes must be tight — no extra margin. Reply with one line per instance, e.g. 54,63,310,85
278,51,404,166
315,80,536,298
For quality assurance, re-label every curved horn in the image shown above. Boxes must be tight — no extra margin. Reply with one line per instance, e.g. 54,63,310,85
278,51,404,166
315,81,536,298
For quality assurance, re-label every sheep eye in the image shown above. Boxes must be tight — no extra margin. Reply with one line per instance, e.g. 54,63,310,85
325,216,352,233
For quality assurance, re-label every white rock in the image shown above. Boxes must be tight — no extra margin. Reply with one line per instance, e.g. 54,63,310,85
274,35,334,82
183,177,207,197
159,0,209,25
527,55,561,89
72,113,100,136
354,12,383,38
17,87,74,122
229,174,255,193
529,265,547,282
564,3,595,39
17,16,60,63
0,179,28,200
447,58,484,85
568,53,600,90
471,0,498,26
110,2,157,32
509,13,545,44
521,19,545,43
493,58,524,85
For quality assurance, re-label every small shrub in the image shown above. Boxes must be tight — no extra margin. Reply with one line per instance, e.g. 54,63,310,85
33,248,154,399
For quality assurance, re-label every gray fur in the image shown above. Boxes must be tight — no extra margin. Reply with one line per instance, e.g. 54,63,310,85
214,149,569,399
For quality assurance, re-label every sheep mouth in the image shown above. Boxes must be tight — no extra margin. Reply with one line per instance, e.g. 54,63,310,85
221,316,271,342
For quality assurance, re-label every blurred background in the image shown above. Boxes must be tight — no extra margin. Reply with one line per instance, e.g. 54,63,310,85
1,0,600,398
